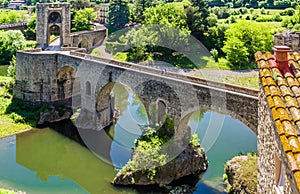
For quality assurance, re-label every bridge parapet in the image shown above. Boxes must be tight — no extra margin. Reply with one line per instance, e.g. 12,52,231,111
70,51,258,98
15,50,258,134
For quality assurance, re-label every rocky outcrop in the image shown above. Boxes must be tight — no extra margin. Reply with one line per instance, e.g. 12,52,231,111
112,144,208,186
224,154,258,194
38,106,71,125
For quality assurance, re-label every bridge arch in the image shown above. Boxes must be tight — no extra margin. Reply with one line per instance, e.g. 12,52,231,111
56,66,80,105
48,11,61,23
134,79,181,126
78,39,89,50
48,24,61,46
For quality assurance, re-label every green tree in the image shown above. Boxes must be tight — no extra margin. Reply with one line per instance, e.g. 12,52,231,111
108,0,130,28
222,21,273,68
133,0,152,23
25,15,36,40
143,2,190,33
72,8,96,32
186,0,209,40
0,30,27,65
68,0,92,11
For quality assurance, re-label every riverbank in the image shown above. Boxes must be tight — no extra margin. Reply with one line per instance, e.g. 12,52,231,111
0,76,31,138
0,188,25,194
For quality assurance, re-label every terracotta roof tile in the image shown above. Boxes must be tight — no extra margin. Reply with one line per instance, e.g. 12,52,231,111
265,52,275,60
292,86,300,97
294,171,300,189
257,60,269,69
288,136,300,153
273,96,285,109
287,77,300,87
267,96,275,109
266,77,277,86
280,85,294,97
280,135,292,152
261,77,268,87
290,107,300,122
297,97,300,105
264,86,271,97
272,68,283,78
272,108,280,121
255,51,267,61
287,152,299,171
257,51,300,191
282,121,298,137
269,85,281,96
277,76,288,86
277,107,291,121
294,153,300,166
285,95,298,108
276,120,285,135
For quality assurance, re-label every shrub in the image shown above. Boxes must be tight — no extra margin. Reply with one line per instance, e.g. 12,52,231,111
252,14,259,20
280,8,295,16
9,112,25,123
189,134,200,147
210,48,218,62
7,55,16,80
272,14,283,22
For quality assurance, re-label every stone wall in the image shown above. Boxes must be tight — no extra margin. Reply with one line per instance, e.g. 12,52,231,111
15,50,258,133
70,29,107,51
274,30,300,52
36,3,71,47
258,87,299,193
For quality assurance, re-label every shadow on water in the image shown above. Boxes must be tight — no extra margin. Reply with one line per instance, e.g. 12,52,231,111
33,119,221,194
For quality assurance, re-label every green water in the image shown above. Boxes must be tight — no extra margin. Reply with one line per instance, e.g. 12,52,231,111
0,85,257,193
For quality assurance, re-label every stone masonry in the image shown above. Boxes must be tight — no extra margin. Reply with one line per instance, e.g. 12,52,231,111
258,88,299,193
36,3,71,48
15,50,258,133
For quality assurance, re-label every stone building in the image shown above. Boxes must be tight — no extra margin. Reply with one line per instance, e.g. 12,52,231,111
274,30,300,53
36,3,71,48
98,3,109,24
256,45,300,193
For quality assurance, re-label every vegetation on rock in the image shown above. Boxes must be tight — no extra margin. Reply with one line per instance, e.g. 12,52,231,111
113,116,208,186
223,153,258,194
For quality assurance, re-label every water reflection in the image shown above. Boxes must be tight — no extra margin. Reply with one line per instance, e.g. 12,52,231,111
0,85,257,193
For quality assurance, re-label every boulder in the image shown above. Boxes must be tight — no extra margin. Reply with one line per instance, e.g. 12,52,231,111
38,106,71,125
224,154,258,194
112,144,208,186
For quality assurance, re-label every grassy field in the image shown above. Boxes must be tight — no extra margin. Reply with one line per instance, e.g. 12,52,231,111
0,189,15,194
0,76,30,138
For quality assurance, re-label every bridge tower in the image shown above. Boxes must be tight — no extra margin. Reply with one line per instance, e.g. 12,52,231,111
36,3,71,48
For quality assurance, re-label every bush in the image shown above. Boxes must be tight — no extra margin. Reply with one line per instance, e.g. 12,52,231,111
280,8,295,16
9,112,25,123
272,14,283,22
252,14,259,20
210,48,218,62
7,55,16,80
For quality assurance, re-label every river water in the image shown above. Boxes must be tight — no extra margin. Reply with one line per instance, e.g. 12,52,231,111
0,85,257,193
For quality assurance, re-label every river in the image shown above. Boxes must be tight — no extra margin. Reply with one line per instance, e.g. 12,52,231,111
0,84,257,193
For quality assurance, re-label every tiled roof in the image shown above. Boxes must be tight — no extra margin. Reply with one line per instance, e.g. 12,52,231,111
256,48,300,189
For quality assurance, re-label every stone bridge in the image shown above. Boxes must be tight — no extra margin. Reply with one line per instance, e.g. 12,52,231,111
15,49,258,136
0,22,27,32
70,30,107,51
